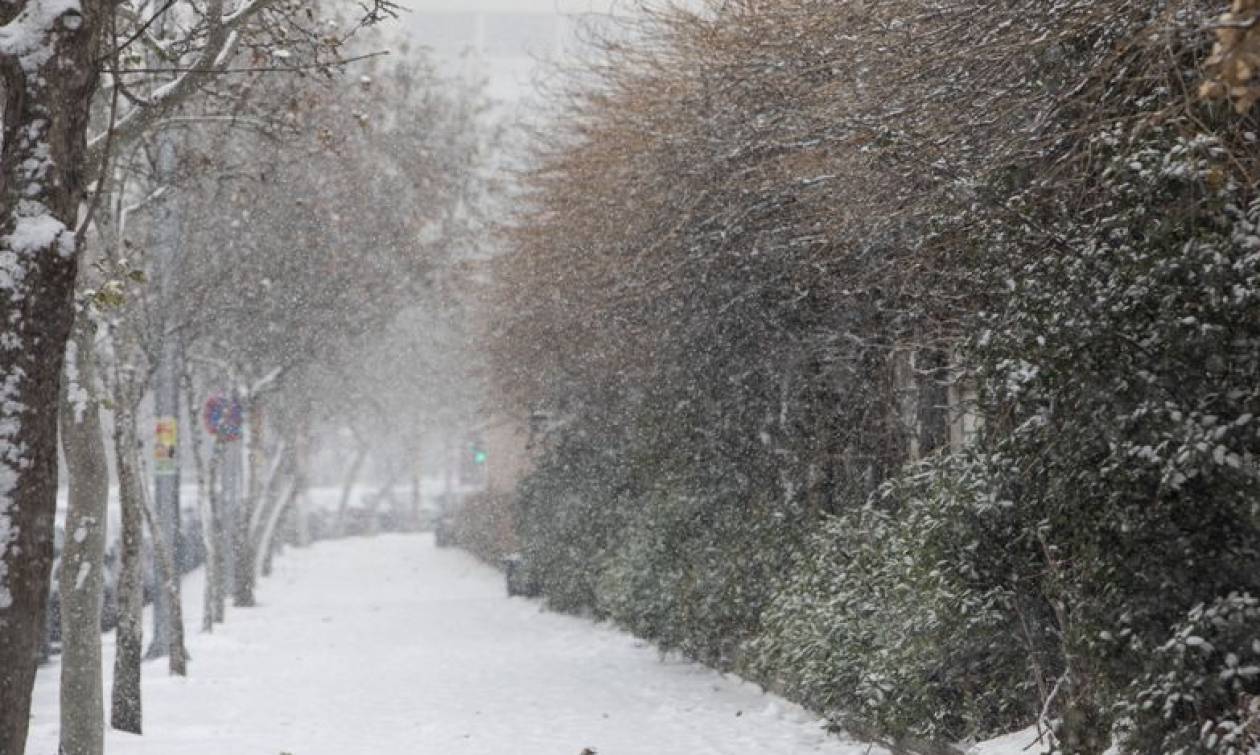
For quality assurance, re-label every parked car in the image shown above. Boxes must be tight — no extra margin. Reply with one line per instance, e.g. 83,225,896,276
45,527,120,655
44,502,203,658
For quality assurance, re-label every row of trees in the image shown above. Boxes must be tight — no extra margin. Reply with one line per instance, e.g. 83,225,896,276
487,1,1260,753
0,1,491,751
0,1,380,750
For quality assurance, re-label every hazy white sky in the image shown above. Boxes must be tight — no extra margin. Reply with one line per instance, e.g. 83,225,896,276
389,0,630,103
405,0,615,12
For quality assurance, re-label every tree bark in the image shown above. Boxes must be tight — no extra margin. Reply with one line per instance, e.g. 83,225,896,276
291,418,311,547
110,401,144,734
233,398,263,607
183,367,220,632
255,477,297,580
0,8,105,754
335,444,369,537
58,322,108,755
137,480,187,675
208,440,228,624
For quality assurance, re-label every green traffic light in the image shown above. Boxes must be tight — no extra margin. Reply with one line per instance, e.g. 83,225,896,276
474,450,487,464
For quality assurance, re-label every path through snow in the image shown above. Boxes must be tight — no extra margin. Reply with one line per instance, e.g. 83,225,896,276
28,534,889,755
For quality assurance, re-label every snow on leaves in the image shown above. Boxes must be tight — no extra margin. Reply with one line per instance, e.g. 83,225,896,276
1120,594,1260,754
494,2,1260,752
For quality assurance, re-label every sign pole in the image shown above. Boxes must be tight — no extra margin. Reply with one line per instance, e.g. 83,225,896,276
148,131,183,659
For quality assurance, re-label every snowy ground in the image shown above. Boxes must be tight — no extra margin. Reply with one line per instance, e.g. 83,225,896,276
28,534,891,755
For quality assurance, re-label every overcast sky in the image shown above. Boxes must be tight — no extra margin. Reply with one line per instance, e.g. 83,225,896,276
385,0,630,103
404,0,615,12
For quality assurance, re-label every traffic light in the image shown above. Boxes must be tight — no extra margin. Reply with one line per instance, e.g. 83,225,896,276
459,434,488,485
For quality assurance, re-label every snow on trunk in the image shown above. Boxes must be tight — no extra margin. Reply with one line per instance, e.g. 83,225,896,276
110,397,144,734
0,3,103,753
58,322,109,755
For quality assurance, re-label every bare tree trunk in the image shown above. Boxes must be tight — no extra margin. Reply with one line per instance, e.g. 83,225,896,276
0,13,105,753
182,368,217,632
208,441,228,624
110,402,144,734
58,324,108,755
256,477,297,580
335,444,369,537
293,420,311,547
233,398,263,607
366,469,395,537
410,437,422,532
266,422,308,572
244,436,289,583
294,478,311,547
232,470,254,605
261,511,282,577
137,481,187,675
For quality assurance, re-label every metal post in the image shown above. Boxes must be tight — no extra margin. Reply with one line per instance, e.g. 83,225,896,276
148,132,182,658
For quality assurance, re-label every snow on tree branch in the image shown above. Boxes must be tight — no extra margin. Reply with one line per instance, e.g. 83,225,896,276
85,0,399,168
0,0,81,73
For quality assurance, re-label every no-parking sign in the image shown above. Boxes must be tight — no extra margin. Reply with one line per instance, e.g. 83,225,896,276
203,395,244,442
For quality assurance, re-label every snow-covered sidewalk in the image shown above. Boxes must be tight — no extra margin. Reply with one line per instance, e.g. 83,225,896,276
28,534,885,755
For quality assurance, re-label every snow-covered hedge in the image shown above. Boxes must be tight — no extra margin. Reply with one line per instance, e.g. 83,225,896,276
752,452,1049,745
972,127,1260,751
593,483,800,667
490,0,1260,751
1117,594,1260,754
